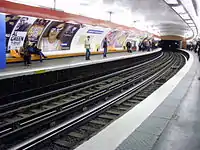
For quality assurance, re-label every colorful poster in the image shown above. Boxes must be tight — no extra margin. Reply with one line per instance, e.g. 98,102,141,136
5,15,20,52
114,31,129,48
38,21,80,51
102,30,129,49
7,16,36,50
102,30,120,48
26,19,50,44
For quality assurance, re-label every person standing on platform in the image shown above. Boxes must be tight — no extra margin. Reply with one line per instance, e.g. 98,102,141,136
103,38,108,58
126,41,132,53
20,46,31,66
84,36,91,60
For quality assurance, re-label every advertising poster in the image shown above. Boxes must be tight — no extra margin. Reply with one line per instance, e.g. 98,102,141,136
104,30,120,48
102,30,129,49
71,25,109,53
7,16,36,50
26,19,50,45
38,21,80,52
114,31,129,48
5,15,20,52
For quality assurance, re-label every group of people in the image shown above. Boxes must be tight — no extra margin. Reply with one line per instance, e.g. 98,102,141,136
187,41,200,58
186,41,200,80
20,36,155,65
84,36,138,60
20,42,47,66
138,39,157,51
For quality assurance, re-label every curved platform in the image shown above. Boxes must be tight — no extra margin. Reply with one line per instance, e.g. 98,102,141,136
75,50,199,150
0,49,161,80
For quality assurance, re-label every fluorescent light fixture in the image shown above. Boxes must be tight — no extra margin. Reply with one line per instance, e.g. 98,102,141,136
164,0,179,5
172,5,186,14
185,19,193,24
180,13,190,19
188,23,195,27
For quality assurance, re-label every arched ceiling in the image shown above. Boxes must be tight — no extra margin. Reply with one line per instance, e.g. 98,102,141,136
113,0,190,37
6,0,193,38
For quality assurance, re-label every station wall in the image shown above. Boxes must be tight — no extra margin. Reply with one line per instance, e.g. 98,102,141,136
4,13,156,62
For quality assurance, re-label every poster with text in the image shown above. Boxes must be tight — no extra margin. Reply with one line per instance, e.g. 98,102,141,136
7,16,36,50
5,15,20,52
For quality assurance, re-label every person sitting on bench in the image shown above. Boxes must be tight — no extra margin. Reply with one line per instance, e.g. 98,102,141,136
27,42,47,62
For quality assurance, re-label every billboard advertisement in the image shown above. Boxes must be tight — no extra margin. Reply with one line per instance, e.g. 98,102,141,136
7,16,37,51
71,25,110,53
38,21,80,51
3,13,148,62
25,18,50,45
5,15,80,55
5,15,20,52
102,30,129,49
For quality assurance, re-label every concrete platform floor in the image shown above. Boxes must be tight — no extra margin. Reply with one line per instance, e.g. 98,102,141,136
116,51,200,150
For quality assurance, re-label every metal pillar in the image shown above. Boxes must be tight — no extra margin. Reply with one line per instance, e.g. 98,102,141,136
108,11,113,22
54,0,56,10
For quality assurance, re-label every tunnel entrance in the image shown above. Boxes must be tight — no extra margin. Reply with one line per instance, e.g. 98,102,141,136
159,40,181,51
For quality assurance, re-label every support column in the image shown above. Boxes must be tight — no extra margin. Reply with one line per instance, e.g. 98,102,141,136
0,13,6,69
182,39,187,49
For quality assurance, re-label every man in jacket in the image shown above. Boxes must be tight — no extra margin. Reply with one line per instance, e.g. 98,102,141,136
103,38,108,58
84,36,91,60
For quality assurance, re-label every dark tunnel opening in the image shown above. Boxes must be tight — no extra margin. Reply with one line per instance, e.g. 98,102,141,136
159,40,181,51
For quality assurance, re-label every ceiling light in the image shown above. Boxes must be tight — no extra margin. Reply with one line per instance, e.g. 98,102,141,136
172,5,186,14
188,23,195,27
185,19,193,24
180,13,190,19
79,0,89,6
164,0,179,5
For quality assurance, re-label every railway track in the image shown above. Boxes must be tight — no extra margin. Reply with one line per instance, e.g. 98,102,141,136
0,52,161,106
0,51,186,150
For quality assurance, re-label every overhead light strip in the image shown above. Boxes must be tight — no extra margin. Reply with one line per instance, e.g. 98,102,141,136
172,5,186,13
164,0,198,39
185,19,194,23
164,0,179,5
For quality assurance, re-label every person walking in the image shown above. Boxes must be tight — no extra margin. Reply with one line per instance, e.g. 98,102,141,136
84,36,91,60
103,38,108,58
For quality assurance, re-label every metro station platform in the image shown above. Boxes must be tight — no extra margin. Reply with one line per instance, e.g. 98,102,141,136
0,49,161,80
74,50,200,150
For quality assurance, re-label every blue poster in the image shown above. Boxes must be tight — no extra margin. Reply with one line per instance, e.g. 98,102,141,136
0,14,6,69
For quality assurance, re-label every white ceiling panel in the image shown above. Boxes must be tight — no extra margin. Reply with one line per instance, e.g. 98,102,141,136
6,0,191,37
